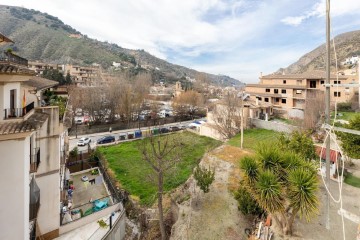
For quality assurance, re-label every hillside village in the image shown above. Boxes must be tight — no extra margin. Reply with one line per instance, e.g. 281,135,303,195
1,3,360,240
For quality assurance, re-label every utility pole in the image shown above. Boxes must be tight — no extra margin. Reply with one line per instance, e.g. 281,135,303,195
240,90,244,149
325,0,331,230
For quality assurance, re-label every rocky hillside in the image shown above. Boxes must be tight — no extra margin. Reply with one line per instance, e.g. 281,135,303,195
0,5,241,86
277,30,360,74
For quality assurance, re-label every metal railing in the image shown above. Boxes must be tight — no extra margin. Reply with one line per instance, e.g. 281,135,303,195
3,101,34,119
29,198,40,221
0,51,28,66
30,148,40,173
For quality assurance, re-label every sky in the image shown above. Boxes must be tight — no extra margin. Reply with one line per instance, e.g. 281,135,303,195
2,0,360,83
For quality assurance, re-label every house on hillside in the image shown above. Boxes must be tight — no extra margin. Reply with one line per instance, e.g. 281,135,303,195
245,71,357,119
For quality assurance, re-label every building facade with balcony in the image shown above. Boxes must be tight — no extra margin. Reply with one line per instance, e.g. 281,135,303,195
0,32,63,240
245,71,358,118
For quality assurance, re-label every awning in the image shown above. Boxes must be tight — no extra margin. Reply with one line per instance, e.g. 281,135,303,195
315,146,341,163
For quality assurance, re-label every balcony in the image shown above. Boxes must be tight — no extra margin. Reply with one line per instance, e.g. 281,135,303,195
30,148,40,173
0,51,28,66
3,101,34,120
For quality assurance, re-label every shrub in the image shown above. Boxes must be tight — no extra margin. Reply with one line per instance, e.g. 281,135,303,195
234,182,264,216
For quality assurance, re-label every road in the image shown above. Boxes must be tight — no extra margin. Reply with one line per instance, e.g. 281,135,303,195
69,118,205,151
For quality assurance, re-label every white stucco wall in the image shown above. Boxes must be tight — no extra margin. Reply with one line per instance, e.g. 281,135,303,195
36,107,61,235
0,137,30,240
3,82,21,109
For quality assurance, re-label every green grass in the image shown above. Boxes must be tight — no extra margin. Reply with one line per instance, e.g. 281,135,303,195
227,128,281,151
344,174,360,188
98,132,221,206
331,111,359,121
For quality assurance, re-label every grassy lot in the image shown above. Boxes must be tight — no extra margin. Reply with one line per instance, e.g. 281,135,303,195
332,111,359,121
227,128,281,151
98,131,221,205
344,174,360,188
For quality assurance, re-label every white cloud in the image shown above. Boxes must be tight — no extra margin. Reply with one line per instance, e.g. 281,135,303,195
281,0,360,26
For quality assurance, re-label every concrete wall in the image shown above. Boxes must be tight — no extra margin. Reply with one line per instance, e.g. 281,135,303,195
36,106,61,237
0,137,30,240
102,209,126,240
59,203,122,235
250,118,299,133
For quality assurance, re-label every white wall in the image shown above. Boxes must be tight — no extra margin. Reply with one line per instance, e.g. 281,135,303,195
3,82,21,109
0,137,30,240
36,107,61,235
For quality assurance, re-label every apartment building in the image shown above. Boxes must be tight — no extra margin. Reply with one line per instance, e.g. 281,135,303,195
28,61,64,75
0,33,64,240
245,71,358,118
64,64,100,87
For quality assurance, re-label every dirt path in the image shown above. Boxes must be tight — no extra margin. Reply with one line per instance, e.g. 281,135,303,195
171,145,251,240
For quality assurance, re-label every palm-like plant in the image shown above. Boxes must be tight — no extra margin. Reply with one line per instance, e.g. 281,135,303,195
239,144,319,236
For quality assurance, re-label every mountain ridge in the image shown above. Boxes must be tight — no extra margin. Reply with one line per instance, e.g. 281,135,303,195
0,5,242,86
277,30,360,74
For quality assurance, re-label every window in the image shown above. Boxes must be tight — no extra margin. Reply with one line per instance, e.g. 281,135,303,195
282,99,287,104
334,81,341,84
265,88,270,92
320,80,325,85
256,97,262,101
275,98,280,102
310,80,317,88
283,80,286,84
334,92,341,97
264,98,269,102
281,89,286,94
296,90,302,94
274,89,279,94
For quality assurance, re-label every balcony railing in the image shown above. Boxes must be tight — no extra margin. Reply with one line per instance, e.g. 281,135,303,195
0,51,28,66
3,101,34,119
30,148,40,173
29,199,40,221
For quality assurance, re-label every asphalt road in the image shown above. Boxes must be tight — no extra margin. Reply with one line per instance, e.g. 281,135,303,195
69,118,204,151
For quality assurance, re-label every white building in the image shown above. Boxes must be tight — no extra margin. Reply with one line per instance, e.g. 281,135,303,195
0,33,64,240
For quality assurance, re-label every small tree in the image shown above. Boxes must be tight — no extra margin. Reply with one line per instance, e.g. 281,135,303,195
278,131,316,161
240,144,319,236
337,115,360,159
65,72,72,85
211,92,243,139
139,135,182,240
193,166,215,193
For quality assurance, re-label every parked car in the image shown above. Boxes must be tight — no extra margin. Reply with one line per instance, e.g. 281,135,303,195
77,137,91,146
97,136,115,144
169,126,181,132
159,127,170,134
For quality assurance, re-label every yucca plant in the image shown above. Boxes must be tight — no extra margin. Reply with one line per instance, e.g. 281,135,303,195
239,144,319,236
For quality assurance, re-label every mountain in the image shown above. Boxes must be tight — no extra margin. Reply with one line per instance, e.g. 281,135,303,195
0,5,242,86
277,30,360,74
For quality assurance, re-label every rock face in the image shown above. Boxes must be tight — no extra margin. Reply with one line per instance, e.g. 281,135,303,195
171,145,250,240
277,30,360,74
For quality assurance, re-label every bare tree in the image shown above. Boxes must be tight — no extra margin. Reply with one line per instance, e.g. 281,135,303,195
211,92,242,139
303,90,325,130
139,135,183,240
172,90,203,119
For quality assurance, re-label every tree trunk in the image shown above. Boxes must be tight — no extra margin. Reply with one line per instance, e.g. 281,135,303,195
158,171,166,240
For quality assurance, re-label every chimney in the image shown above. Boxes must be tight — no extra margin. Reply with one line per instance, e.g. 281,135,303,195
260,72,263,78
282,69,285,75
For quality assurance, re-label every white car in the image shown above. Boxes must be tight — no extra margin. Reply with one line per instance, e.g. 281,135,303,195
77,137,91,146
